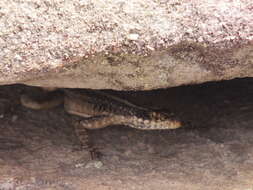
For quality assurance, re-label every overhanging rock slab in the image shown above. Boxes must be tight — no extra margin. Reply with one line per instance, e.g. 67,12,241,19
0,0,252,90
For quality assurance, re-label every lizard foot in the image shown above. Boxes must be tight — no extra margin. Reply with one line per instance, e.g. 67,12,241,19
71,118,102,160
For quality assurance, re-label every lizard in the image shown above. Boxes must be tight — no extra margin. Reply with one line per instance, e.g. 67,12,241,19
20,87,182,157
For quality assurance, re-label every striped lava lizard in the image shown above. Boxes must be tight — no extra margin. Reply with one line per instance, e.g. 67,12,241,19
20,88,182,157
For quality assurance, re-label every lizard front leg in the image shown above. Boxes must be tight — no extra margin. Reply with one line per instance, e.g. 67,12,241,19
71,117,102,159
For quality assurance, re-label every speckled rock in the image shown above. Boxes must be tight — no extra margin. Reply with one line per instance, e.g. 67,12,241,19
0,0,252,90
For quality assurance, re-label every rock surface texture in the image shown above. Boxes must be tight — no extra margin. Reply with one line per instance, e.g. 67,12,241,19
0,0,252,90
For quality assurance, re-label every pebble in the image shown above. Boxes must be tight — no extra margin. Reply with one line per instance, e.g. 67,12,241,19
85,160,103,169
111,155,120,162
11,115,18,122
124,150,133,157
127,33,139,41
75,162,86,168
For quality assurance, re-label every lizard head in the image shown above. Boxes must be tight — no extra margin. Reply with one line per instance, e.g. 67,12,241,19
148,111,182,129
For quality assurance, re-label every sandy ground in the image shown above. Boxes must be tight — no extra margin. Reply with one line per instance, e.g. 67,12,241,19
0,78,253,190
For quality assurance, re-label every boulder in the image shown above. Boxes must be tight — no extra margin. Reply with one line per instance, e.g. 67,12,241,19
0,0,252,90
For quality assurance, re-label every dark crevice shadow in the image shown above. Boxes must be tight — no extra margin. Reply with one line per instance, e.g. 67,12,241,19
0,77,252,136
99,77,253,131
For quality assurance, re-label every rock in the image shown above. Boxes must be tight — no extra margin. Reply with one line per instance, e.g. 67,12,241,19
0,178,15,190
0,0,252,90
85,160,103,169
124,150,134,157
11,115,18,122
